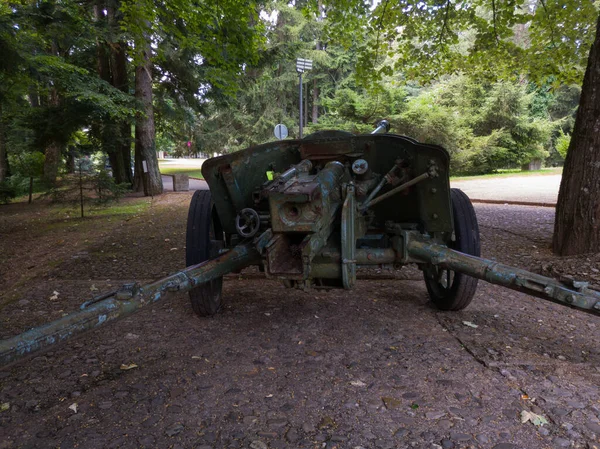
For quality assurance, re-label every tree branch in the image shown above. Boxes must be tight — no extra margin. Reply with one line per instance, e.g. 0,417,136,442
374,0,391,67
539,0,558,49
436,0,452,56
491,0,500,45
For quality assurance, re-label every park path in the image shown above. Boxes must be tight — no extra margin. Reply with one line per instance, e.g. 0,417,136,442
161,175,207,191
451,175,561,206
161,172,562,206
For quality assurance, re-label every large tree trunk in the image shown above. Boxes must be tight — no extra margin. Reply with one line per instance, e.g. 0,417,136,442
94,1,132,186
312,39,321,124
553,15,600,256
43,141,61,185
43,86,61,185
0,103,9,182
133,41,162,196
111,40,133,186
312,79,319,124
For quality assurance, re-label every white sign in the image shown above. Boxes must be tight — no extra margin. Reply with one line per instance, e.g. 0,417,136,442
296,58,313,73
142,160,148,173
274,124,288,140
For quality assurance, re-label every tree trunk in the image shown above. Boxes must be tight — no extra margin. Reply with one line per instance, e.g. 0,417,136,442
111,41,133,186
304,79,309,128
66,149,75,173
312,79,319,124
43,141,61,185
94,1,132,186
133,42,162,196
43,86,61,185
0,103,9,182
312,38,321,124
553,15,600,256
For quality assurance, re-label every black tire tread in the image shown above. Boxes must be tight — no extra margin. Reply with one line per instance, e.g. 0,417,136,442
425,188,480,311
186,190,223,317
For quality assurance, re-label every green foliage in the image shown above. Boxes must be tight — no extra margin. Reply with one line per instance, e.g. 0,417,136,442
47,162,128,217
0,181,16,204
555,130,571,159
317,1,598,87
9,152,45,178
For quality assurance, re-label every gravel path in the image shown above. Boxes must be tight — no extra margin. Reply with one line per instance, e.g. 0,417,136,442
451,175,561,205
1,197,599,449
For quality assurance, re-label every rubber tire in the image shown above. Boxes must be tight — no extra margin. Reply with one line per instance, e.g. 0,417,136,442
424,188,480,311
186,190,224,317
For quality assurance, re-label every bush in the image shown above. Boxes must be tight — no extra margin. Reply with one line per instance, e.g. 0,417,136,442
555,130,571,159
0,181,16,204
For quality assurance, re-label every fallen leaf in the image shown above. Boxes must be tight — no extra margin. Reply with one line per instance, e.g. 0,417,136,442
350,380,367,387
381,397,402,409
462,321,478,328
90,285,98,292
265,394,273,398
120,363,138,370
0,403,9,412
244,367,260,376
521,410,548,427
69,403,78,413
49,291,59,301
191,356,202,360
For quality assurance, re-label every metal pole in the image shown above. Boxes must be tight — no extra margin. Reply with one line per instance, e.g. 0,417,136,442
299,72,303,139
407,239,600,316
0,244,260,367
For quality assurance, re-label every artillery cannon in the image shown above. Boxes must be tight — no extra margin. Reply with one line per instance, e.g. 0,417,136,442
2,121,600,367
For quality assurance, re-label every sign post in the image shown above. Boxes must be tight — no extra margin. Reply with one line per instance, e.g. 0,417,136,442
296,58,313,139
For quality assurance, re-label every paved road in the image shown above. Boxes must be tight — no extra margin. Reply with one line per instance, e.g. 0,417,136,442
163,172,562,205
161,173,561,206
451,175,561,205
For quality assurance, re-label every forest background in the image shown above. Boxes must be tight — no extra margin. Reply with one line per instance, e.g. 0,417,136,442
0,0,598,256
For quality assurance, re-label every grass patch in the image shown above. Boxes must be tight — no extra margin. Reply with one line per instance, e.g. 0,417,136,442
46,197,151,220
159,161,204,179
89,198,151,216
451,167,562,181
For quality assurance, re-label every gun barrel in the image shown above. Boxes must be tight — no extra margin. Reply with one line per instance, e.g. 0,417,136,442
408,240,600,316
0,244,260,368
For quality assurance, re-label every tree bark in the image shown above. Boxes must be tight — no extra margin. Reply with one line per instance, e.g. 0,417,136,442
133,41,162,196
94,1,132,186
312,78,319,124
553,15,600,256
111,40,133,186
43,86,61,185
0,103,9,182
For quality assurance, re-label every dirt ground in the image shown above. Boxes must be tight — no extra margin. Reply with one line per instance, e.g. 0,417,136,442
1,192,600,449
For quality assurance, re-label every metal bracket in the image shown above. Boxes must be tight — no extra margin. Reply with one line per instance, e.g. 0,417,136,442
115,283,140,300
